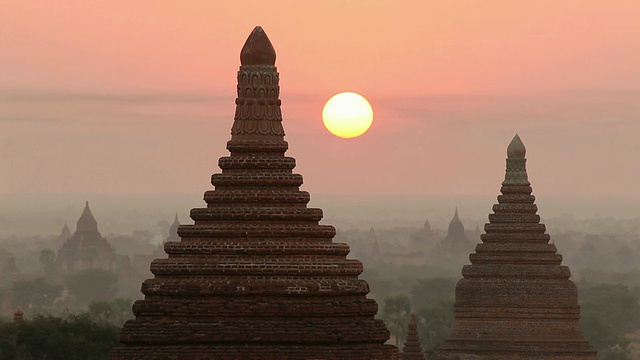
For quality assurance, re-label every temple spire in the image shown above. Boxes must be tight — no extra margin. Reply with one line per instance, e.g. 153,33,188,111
502,133,530,186
76,201,98,233
231,26,284,141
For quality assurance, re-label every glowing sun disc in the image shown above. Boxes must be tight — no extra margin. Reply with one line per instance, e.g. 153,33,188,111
322,92,373,138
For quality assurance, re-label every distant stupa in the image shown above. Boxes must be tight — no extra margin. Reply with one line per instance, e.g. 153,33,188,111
436,135,596,359
110,26,399,359
402,312,425,360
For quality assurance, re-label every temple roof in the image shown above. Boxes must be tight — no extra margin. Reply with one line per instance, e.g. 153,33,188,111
76,201,98,233
446,207,465,239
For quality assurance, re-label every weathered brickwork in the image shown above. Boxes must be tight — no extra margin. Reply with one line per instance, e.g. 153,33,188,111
436,135,596,359
109,26,400,359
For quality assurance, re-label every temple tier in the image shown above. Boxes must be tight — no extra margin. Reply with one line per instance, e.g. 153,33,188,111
109,26,399,360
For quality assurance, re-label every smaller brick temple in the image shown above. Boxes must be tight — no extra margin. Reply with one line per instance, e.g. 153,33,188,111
402,312,425,360
436,135,596,359
109,26,399,359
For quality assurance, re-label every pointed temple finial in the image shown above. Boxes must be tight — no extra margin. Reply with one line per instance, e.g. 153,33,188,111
240,26,276,65
507,133,526,159
453,207,459,220
502,134,530,186
231,26,284,141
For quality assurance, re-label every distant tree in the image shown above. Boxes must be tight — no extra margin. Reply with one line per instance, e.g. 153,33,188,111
578,283,640,360
0,320,18,360
88,298,134,326
12,278,63,313
0,313,120,360
416,299,454,359
380,294,412,348
65,269,119,306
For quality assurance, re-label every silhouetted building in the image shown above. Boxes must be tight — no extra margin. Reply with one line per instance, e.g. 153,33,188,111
110,26,399,359
58,222,71,245
437,135,596,359
411,217,438,247
165,213,180,242
57,201,115,272
436,208,473,258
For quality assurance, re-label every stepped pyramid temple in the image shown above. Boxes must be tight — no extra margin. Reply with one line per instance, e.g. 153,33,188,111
57,201,115,272
110,26,399,359
402,312,424,360
436,135,596,359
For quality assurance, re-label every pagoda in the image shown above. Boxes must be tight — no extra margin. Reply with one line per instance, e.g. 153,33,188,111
436,135,596,359
110,26,399,359
402,312,425,360
57,201,115,272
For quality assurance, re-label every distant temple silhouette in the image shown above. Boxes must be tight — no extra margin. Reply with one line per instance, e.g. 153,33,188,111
57,201,115,272
436,135,596,359
109,26,399,359
164,213,180,242
435,208,473,261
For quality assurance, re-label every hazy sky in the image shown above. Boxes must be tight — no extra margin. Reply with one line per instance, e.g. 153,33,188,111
2,1,640,200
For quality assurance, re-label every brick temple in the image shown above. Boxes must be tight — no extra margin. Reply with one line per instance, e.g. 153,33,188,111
402,312,424,360
436,135,596,359
110,26,399,359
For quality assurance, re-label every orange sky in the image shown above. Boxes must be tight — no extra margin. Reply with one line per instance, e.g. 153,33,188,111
2,1,640,199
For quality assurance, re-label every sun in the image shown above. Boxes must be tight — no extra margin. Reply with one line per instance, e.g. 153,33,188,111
322,92,373,139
